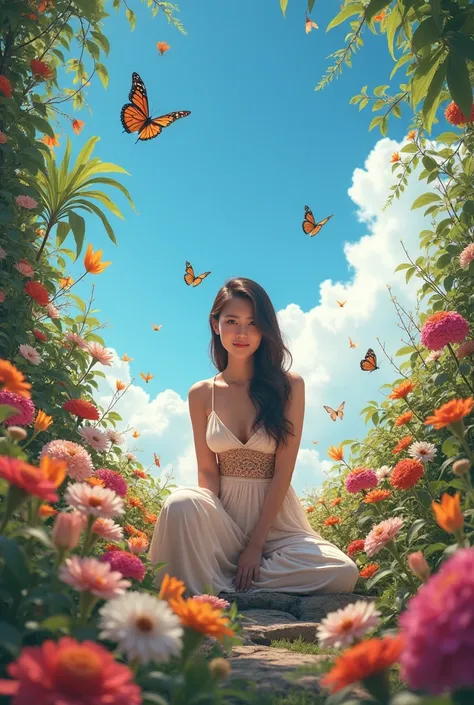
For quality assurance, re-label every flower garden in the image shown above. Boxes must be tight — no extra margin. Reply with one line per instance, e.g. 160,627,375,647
1,0,474,704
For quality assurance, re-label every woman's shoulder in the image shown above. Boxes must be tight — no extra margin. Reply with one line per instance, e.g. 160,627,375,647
287,370,304,388
188,377,214,403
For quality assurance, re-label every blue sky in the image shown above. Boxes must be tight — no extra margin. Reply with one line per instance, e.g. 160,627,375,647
54,1,428,494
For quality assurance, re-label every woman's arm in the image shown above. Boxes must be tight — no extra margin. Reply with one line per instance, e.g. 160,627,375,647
247,373,305,549
188,381,220,497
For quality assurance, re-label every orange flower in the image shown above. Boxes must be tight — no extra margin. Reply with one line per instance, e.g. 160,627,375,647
393,435,413,455
431,492,464,534
306,505,315,513
24,280,50,306
321,636,404,693
0,456,66,503
373,10,386,21
359,563,380,579
133,469,147,479
38,0,53,12
59,276,74,288
389,380,415,400
363,489,392,503
124,523,147,538
127,496,143,509
30,59,53,80
390,152,401,163
0,359,32,398
168,596,235,641
35,227,45,238
86,477,105,487
408,130,416,140
34,409,53,432
143,511,157,524
132,430,140,438
327,444,344,461
424,397,473,430
330,497,343,507
40,134,60,148
394,411,413,427
0,75,13,98
84,243,111,275
121,354,133,362
72,119,85,134
140,372,154,383
390,459,424,490
39,456,68,488
157,41,170,55
158,573,186,602
317,498,326,505
38,503,57,517
115,380,126,391
324,516,340,527
153,452,160,467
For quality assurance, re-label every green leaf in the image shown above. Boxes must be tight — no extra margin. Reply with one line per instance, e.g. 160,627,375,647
411,192,442,210
41,614,72,632
68,210,86,258
56,221,70,247
411,49,445,110
29,115,55,139
446,50,473,119
85,39,100,61
442,437,461,457
96,63,109,89
91,30,110,56
280,0,288,17
366,567,394,589
0,404,19,423
424,542,446,557
125,7,136,29
308,0,315,12
407,518,427,544
0,622,22,657
365,0,390,22
327,2,363,32
434,371,449,386
449,32,474,62
412,17,441,53
422,59,447,133
0,537,28,584
414,489,433,509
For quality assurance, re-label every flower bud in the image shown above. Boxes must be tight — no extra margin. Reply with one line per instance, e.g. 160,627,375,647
209,657,231,681
52,512,84,550
7,426,28,441
407,551,430,583
452,459,471,476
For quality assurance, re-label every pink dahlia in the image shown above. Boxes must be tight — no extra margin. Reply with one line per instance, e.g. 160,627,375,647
66,482,125,518
0,637,141,705
399,548,474,694
87,341,114,366
94,468,128,497
64,331,88,349
456,339,474,359
459,242,474,269
15,195,37,209
59,556,130,598
364,517,404,557
420,311,469,351
192,594,231,610
40,439,93,481
18,344,41,365
92,517,124,542
106,429,125,445
78,425,109,452
46,302,60,319
13,259,34,277
0,390,35,426
100,550,146,582
345,468,378,494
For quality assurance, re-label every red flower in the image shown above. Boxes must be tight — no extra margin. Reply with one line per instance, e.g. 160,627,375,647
24,280,50,306
445,101,474,126
63,398,100,420
30,59,53,80
359,563,380,579
347,539,365,558
324,516,341,527
0,75,12,98
33,329,47,342
391,459,424,490
72,119,85,135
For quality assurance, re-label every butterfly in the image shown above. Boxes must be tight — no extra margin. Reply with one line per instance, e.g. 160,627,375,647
132,430,140,438
336,300,347,308
140,372,155,383
302,205,333,237
312,440,319,445
360,348,379,372
120,72,191,142
348,337,359,349
152,324,163,331
323,402,345,422
184,260,211,287
121,354,133,362
305,14,319,33
153,452,161,467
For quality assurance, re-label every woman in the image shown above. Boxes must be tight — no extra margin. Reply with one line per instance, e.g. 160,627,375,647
149,278,358,596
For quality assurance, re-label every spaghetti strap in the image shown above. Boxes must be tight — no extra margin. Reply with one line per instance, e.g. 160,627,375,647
211,375,216,412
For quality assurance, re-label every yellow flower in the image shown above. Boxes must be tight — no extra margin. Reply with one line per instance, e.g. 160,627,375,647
327,444,344,461
34,409,53,432
83,243,111,275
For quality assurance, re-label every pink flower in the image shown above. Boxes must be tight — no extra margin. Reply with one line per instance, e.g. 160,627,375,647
40,439,93,481
106,429,125,445
125,452,137,463
46,302,60,319
100,550,146,582
345,468,378,494
0,247,6,259
459,242,474,269
426,349,442,362
407,551,430,583
192,594,231,610
93,517,124,542
0,637,141,705
0,131,7,144
95,468,128,497
87,341,114,366
18,344,41,365
59,555,130,598
78,425,109,452
399,548,474,694
126,536,149,554
66,482,125,518
0,290,5,303
316,600,381,649
13,259,34,277
456,339,474,359
364,517,404,557
64,331,88,349
0,390,35,426
52,512,83,550
15,195,38,209
420,311,469,351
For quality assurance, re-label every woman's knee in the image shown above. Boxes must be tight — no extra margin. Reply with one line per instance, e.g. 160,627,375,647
329,557,359,593
163,488,206,515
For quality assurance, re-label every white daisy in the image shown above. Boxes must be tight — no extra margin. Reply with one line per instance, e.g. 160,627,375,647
316,600,381,649
376,465,392,480
79,425,109,452
408,441,437,463
98,591,184,664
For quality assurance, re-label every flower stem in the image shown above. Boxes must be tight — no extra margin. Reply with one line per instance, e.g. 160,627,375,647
447,344,474,394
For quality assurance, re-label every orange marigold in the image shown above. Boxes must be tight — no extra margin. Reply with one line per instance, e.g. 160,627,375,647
392,435,413,455
158,573,186,602
40,134,59,148
359,563,380,579
127,496,143,509
157,41,170,55
390,459,424,490
324,516,341,527
321,636,404,693
124,523,147,538
0,359,32,398
424,397,473,430
389,380,415,400
143,511,157,524
133,469,147,479
116,380,126,391
306,505,315,513
363,489,392,503
431,492,464,534
86,477,105,487
408,130,416,140
394,411,413,427
168,597,235,641
330,497,343,507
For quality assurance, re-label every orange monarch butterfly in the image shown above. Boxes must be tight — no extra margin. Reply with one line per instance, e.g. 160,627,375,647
348,337,359,349
184,261,211,287
360,348,379,372
152,324,163,331
120,72,191,142
302,205,333,237
323,401,345,422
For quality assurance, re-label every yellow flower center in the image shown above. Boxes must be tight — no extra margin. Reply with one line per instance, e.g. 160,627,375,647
56,646,102,694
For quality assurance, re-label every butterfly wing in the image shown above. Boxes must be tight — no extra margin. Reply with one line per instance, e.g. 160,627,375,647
191,271,211,287
323,405,337,422
360,348,378,372
121,72,149,134
336,401,345,420
302,206,334,237
138,110,191,141
184,261,196,286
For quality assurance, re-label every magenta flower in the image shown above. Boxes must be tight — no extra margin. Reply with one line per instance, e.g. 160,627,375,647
95,468,128,497
100,550,146,582
40,439,94,481
0,390,35,426
345,468,378,494
399,548,474,694
364,517,404,557
420,311,469,351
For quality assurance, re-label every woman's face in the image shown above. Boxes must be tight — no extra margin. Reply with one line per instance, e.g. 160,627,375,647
212,296,263,359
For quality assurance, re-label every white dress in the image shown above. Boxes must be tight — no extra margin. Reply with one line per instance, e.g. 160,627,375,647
149,379,359,597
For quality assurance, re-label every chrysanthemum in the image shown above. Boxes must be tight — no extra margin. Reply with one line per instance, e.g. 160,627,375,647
359,564,380,579
0,360,32,398
66,482,125,518
394,411,413,427
0,637,141,705
192,594,231,610
376,465,392,480
392,435,414,454
30,58,53,79
78,425,109,452
363,489,392,503
125,452,137,463
106,429,125,445
87,341,114,366
92,518,124,542
456,339,474,359
389,380,415,399
94,468,128,497
63,398,100,420
64,331,88,349
168,597,235,642
316,600,381,649
15,195,37,209
100,550,146,582
390,459,424,490
158,574,187,602
347,539,365,558
399,548,474,694
18,344,41,365
459,242,474,269
408,441,437,463
445,101,474,126
126,536,149,554
98,592,183,664
0,390,35,426
364,517,404,557
330,497,343,507
421,311,469,351
40,439,93,481
24,280,50,305
324,516,341,527
345,468,378,494
46,302,60,319
13,259,34,277
59,556,130,598
425,397,473,430
143,511,157,524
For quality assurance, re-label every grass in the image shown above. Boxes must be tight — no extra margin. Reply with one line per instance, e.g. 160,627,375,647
269,636,339,657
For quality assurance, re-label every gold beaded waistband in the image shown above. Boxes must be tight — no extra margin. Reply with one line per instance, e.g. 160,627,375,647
218,448,275,479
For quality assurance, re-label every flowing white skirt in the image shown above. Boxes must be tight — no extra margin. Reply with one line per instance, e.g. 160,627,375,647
149,476,359,596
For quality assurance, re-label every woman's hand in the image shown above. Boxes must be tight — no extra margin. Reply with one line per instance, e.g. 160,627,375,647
235,544,263,591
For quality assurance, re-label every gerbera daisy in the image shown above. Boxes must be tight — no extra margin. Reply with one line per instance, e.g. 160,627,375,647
316,600,381,649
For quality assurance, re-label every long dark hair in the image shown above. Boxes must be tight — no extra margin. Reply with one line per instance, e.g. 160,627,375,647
209,278,293,447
